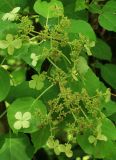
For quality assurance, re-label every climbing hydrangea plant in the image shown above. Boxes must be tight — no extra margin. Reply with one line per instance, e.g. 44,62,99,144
0,0,116,160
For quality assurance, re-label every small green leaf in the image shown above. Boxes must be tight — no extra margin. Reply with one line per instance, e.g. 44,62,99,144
75,0,87,11
11,68,26,86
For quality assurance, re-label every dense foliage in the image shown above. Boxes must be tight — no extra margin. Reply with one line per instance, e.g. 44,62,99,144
0,0,116,160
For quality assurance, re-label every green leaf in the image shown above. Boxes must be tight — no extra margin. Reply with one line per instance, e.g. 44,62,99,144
7,97,47,133
67,68,106,96
31,126,50,152
77,132,116,159
6,81,39,103
0,134,34,160
21,42,50,72
92,38,112,61
34,0,64,18
88,3,102,14
0,18,18,39
0,0,28,12
98,1,116,31
102,100,116,117
100,64,116,89
11,68,26,86
102,118,116,141
80,69,105,95
64,3,88,21
67,19,96,41
0,67,10,102
101,0,116,13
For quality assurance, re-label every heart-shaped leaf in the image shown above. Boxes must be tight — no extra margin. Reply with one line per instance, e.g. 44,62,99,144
34,0,64,18
7,97,47,133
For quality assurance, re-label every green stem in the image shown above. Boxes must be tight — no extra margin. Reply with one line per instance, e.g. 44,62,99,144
0,110,7,119
29,32,35,37
61,53,71,64
31,30,39,34
32,84,54,105
1,57,6,65
30,35,39,41
79,106,90,121
71,109,77,121
46,12,49,26
48,58,61,70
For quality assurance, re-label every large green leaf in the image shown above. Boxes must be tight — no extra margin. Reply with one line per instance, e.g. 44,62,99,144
77,132,116,159
0,67,10,102
92,38,112,61
100,64,116,89
67,19,96,41
0,134,34,160
7,97,47,133
34,0,64,18
98,1,116,31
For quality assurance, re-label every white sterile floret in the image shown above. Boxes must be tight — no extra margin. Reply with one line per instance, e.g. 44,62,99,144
2,7,20,21
30,53,39,67
13,111,31,130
